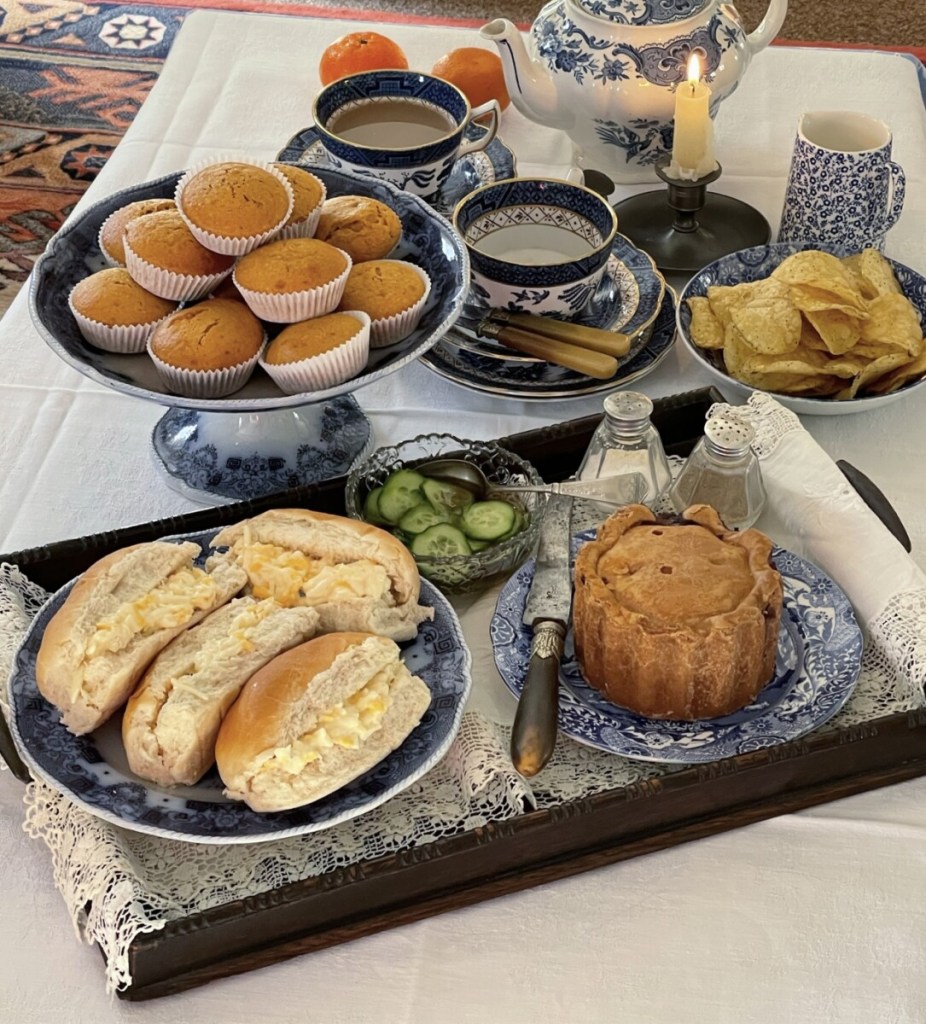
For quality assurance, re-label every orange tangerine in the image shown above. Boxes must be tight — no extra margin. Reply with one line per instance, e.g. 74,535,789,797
430,47,511,111
319,31,409,86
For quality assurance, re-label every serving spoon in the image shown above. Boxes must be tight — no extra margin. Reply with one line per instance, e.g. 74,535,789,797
417,457,645,507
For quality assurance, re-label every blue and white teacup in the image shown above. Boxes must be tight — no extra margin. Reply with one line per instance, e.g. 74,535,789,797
453,176,618,318
778,111,905,253
312,71,500,201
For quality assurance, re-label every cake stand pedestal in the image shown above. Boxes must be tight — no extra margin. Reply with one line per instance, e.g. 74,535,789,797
150,396,372,504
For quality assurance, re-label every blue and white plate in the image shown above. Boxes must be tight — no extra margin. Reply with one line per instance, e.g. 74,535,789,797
677,241,926,417
277,123,517,217
421,287,676,400
29,167,468,413
491,533,863,763
8,530,472,844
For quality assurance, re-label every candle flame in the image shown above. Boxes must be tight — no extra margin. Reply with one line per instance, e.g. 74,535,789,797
687,53,701,84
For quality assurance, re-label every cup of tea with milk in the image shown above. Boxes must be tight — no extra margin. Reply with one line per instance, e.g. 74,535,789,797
453,177,618,318
312,70,501,200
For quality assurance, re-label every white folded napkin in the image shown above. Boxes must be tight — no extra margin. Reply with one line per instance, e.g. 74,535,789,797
709,392,926,700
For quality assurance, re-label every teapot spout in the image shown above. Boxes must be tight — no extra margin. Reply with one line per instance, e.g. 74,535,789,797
481,19,566,129
745,0,789,53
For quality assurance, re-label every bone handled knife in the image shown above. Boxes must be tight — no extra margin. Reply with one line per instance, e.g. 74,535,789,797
510,495,574,777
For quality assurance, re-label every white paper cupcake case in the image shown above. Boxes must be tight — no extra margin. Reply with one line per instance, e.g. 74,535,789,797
276,171,327,240
233,248,353,323
147,340,264,399
259,311,371,395
68,299,172,354
175,157,295,256
369,265,432,348
96,220,125,268
124,243,233,303
276,203,323,240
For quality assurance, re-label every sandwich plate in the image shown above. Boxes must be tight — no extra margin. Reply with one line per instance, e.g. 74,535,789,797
7,530,472,844
491,533,863,763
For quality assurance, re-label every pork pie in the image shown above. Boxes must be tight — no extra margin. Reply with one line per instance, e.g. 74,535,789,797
573,503,783,720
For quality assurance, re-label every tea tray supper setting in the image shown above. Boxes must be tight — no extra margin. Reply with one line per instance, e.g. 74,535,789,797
2,3,926,1021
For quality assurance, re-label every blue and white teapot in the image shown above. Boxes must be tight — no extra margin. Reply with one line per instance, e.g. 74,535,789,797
483,0,788,184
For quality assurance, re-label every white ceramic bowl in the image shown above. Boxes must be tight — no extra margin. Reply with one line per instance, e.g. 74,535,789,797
677,242,926,416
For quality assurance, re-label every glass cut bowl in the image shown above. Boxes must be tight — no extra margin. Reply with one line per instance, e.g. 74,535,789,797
346,433,545,595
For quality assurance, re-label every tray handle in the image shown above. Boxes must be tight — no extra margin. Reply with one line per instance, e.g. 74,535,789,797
0,709,31,783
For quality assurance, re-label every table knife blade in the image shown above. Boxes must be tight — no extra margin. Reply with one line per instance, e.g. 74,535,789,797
511,495,574,777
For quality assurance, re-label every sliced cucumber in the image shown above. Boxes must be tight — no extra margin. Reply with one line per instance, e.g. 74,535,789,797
378,468,426,524
398,503,451,536
410,523,473,558
496,505,527,542
460,500,516,541
422,477,475,516
468,538,491,552
362,486,388,525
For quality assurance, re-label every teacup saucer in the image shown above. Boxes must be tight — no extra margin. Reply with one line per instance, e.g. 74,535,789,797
277,123,516,216
452,232,665,361
420,288,677,401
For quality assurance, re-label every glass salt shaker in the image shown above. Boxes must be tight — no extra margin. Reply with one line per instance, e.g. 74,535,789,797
668,413,766,531
576,391,672,504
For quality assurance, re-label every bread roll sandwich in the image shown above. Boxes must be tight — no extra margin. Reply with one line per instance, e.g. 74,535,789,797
208,509,433,641
36,541,248,735
215,632,431,812
122,597,321,786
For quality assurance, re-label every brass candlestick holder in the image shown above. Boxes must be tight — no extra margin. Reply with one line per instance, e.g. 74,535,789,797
613,160,771,275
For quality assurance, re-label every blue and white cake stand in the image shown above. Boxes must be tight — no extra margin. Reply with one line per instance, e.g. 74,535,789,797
30,167,469,503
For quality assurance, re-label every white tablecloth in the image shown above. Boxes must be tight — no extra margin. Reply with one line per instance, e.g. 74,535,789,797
3,12,926,1022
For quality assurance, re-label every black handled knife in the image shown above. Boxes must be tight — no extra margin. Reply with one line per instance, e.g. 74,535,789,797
510,495,573,777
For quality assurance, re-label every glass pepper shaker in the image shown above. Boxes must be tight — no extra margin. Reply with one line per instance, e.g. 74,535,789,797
576,391,672,504
668,414,766,531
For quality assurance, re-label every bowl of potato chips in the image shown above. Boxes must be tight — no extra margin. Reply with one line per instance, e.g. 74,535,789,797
677,244,926,415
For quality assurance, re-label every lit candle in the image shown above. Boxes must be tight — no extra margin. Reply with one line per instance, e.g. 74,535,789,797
667,54,718,181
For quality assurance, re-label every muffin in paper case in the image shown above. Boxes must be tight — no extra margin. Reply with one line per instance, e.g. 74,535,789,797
97,197,177,268
259,311,371,395
368,265,432,348
275,166,327,240
175,158,294,256
147,337,265,399
124,243,234,303
233,248,353,324
69,302,174,354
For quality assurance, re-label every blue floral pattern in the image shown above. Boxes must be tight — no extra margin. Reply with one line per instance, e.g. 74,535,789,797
778,128,906,252
521,2,750,182
150,397,372,502
572,0,711,25
491,536,863,763
8,530,472,844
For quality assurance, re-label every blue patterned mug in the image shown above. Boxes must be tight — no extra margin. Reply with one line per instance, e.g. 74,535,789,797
778,111,905,253
312,71,500,201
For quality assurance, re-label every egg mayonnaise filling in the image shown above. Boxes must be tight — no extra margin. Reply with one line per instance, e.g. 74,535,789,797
164,599,278,705
84,565,217,660
251,666,397,779
232,538,391,607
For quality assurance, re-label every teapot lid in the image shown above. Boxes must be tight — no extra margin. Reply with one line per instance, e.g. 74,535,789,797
571,0,712,25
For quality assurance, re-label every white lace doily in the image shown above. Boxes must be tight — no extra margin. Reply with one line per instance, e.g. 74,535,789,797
3,395,926,994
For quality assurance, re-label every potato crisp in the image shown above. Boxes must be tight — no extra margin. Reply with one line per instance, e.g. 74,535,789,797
686,249,926,399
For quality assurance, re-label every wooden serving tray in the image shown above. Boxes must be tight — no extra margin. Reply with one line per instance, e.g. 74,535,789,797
5,386,926,1001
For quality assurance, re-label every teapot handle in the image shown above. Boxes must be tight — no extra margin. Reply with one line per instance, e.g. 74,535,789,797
746,0,789,54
